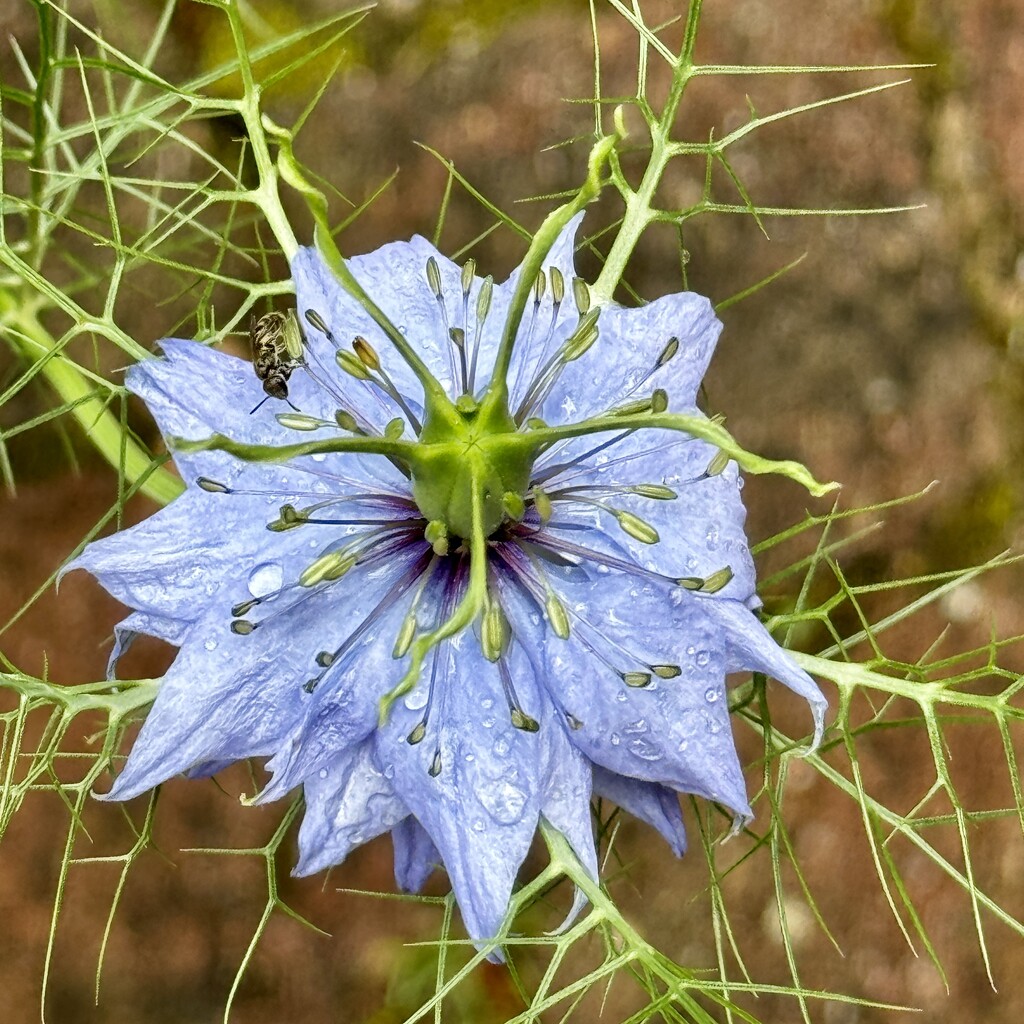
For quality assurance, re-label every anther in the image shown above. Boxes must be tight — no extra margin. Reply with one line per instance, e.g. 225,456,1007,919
316,651,336,668
232,598,260,617
407,721,427,745
425,257,443,300
461,259,476,297
572,277,590,316
335,410,359,432
614,510,660,545
302,678,319,694
384,418,405,440
544,592,571,640
449,326,465,349
353,336,381,372
510,708,540,732
424,520,449,557
533,488,553,525
651,664,681,679
565,712,584,730
231,619,257,635
526,417,547,430
533,269,546,304
656,336,679,367
705,449,730,477
550,266,565,306
428,747,443,777
299,552,355,587
564,309,600,362
482,600,511,663
476,275,493,322
700,566,734,593
337,350,372,380
632,484,677,500
393,614,417,659
622,671,652,688
197,477,231,493
651,388,668,413
502,491,525,522
276,412,327,431
304,309,334,342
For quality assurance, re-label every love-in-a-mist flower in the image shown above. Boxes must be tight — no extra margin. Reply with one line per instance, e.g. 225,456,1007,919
71,214,826,949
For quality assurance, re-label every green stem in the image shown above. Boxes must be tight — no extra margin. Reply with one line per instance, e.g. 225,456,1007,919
0,293,183,505
591,3,701,301
172,431,417,465
481,134,617,416
514,411,838,496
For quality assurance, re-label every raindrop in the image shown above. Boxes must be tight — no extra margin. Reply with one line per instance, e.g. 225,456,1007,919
318,768,329,779
705,687,720,703
610,732,621,746
204,638,218,652
695,650,710,667
311,452,327,463
247,562,283,597
629,737,663,762
615,691,628,703
625,718,648,735
477,779,527,824
482,716,496,729
465,753,476,763
404,686,429,711
383,764,395,780
398,324,408,334
473,819,486,833
492,737,511,757
480,698,494,710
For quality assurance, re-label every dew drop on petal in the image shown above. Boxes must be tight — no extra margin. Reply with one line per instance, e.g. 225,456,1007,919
383,764,395,780
625,718,648,735
248,562,283,597
705,687,720,703
480,698,494,710
473,819,486,833
311,452,327,463
610,732,621,746
318,768,329,779
477,779,527,825
615,691,628,703
404,686,429,711
204,638,217,652
629,737,663,762
696,650,710,668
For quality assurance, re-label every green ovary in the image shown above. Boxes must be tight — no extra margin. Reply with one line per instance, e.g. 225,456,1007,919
409,404,535,541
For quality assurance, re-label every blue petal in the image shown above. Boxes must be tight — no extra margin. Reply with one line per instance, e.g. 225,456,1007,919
539,290,721,424
293,741,409,877
393,816,440,893
503,569,753,819
592,767,687,856
375,635,548,946
705,597,827,747
99,550,424,801
537,425,756,601
106,610,189,679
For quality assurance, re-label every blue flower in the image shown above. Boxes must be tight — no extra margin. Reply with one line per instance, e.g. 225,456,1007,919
70,215,825,949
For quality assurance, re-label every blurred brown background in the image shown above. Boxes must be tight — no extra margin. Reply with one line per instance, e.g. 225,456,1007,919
2,0,1023,1021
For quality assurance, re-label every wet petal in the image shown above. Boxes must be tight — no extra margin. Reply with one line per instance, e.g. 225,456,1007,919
393,816,441,893
593,767,686,856
377,636,547,947
293,741,409,877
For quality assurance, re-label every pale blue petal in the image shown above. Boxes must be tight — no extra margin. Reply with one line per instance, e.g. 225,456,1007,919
293,741,409,877
705,597,827,747
539,290,721,424
106,610,189,679
99,550,424,801
393,817,440,893
376,635,547,946
593,767,686,856
503,569,752,819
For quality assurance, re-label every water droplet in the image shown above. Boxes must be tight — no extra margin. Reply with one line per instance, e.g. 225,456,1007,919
473,819,486,832
383,764,395,780
318,768,329,779
625,718,648,735
610,732,621,746
477,779,527,824
679,710,703,738
615,691,628,703
480,698,494,710
696,650,710,667
705,687,720,703
204,638,218,652
482,716,496,729
311,452,327,463
404,686,429,711
247,562,283,597
596,564,610,575
398,324,408,334
492,737,511,757
685,557,699,571
464,752,475,763
629,737,663,762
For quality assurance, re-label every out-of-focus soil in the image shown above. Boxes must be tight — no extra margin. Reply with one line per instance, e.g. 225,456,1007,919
2,0,1023,1021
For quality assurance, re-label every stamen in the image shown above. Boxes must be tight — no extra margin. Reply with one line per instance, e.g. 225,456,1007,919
481,596,511,662
348,336,423,434
498,658,539,732
572,277,590,316
394,555,442,658
231,619,257,635
276,412,335,432
303,308,337,347
467,274,493,392
426,257,460,393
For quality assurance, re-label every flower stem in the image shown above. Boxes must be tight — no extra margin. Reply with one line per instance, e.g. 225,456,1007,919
0,291,183,506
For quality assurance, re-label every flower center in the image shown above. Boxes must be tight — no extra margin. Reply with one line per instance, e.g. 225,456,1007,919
409,394,534,541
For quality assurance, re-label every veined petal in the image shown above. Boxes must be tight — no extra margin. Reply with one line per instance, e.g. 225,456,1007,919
538,423,755,601
504,570,752,820
593,767,687,857
393,816,441,894
99,549,425,801
539,290,721,424
293,741,409,877
377,636,547,948
106,610,189,679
